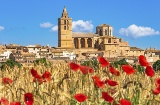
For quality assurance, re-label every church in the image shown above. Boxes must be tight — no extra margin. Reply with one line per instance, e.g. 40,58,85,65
56,6,145,60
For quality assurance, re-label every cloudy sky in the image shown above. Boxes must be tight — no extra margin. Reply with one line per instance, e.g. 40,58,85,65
0,0,160,49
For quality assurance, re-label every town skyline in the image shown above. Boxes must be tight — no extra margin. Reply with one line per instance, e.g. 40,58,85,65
0,0,160,49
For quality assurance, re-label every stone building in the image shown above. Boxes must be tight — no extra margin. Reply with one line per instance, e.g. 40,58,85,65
57,6,146,60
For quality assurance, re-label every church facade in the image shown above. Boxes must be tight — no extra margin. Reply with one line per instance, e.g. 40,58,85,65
57,6,145,59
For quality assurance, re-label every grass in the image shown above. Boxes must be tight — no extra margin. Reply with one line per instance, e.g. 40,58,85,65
0,61,160,105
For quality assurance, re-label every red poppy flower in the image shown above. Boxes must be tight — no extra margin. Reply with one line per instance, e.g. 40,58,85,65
122,65,136,75
102,92,114,103
24,93,34,105
105,79,118,86
120,99,131,105
0,97,9,105
2,77,13,85
152,87,160,95
42,71,52,82
109,67,120,76
33,76,43,85
139,55,150,66
92,75,101,81
98,56,109,68
30,68,40,78
74,93,87,102
95,80,105,88
92,76,105,88
155,78,160,87
79,66,94,74
10,102,21,105
145,66,155,77
69,62,80,71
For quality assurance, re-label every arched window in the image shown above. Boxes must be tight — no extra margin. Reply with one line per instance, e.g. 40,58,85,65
99,29,102,36
87,38,92,47
105,29,108,35
64,26,66,30
64,20,66,25
81,38,85,48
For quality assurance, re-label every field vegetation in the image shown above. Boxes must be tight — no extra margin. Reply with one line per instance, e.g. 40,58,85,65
0,56,160,105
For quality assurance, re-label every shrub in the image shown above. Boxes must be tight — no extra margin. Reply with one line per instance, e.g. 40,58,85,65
153,60,160,71
34,58,52,67
1,59,22,69
111,58,128,68
81,59,99,70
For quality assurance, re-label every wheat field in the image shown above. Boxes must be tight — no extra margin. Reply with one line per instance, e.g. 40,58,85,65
0,61,160,105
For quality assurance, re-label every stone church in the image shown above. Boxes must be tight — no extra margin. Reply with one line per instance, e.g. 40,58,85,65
57,6,145,59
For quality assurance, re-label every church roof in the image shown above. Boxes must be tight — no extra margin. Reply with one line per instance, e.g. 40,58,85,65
130,47,144,51
72,32,99,38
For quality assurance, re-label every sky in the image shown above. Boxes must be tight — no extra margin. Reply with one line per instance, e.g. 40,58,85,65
0,0,160,50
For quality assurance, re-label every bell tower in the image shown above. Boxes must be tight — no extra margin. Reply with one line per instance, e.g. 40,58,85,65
58,6,74,48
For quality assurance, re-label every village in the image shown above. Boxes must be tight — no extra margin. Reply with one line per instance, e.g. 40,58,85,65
0,6,160,67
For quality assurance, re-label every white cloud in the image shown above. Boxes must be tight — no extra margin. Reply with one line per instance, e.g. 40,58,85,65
72,20,94,32
0,26,4,31
40,22,53,28
119,24,160,38
50,25,58,32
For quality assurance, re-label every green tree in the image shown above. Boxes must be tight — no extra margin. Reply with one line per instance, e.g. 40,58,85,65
153,60,160,71
1,59,22,69
34,58,52,67
111,58,128,68
133,64,145,73
81,59,99,70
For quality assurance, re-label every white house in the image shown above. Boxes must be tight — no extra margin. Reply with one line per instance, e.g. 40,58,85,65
62,51,76,60
0,50,12,59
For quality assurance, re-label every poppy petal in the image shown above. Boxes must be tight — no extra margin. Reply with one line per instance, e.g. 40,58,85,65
98,56,110,68
92,75,100,81
2,77,13,85
120,99,131,105
79,66,94,74
69,62,80,71
10,102,21,105
105,79,118,86
102,92,114,103
139,55,150,66
145,66,155,77
109,67,120,76
30,68,40,78
155,78,160,87
122,65,136,75
0,97,9,105
42,71,52,82
24,93,34,105
74,93,87,102
95,80,105,88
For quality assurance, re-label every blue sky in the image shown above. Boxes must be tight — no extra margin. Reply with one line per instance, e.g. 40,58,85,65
0,0,160,50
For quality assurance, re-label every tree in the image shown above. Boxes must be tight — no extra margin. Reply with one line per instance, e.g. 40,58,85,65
34,58,52,67
111,58,128,68
1,59,22,69
153,60,160,71
81,59,99,70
